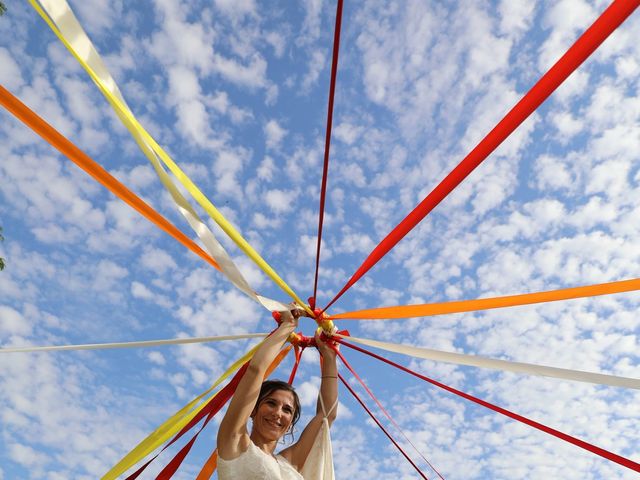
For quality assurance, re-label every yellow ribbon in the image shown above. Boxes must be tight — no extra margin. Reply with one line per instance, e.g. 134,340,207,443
30,0,312,316
102,342,260,480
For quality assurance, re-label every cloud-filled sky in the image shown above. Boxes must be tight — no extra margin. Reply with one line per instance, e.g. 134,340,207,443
1,0,639,478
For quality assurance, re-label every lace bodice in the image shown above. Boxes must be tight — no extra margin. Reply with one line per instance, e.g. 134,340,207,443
218,441,304,480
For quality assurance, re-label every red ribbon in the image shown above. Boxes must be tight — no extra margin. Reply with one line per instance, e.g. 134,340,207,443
313,0,345,304
338,371,430,479
124,363,250,479
288,345,304,384
336,338,640,474
337,350,445,479
322,0,640,312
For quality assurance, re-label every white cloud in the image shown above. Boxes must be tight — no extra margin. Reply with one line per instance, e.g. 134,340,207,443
538,0,597,72
0,47,24,90
176,288,261,337
265,31,286,58
0,306,31,337
149,0,215,72
257,156,275,181
265,188,294,214
8,443,49,469
167,65,201,102
93,259,129,291
334,122,363,145
213,52,268,89
335,229,374,255
139,246,178,275
131,281,154,300
533,154,574,191
498,0,536,40
296,377,321,407
264,119,288,149
615,56,640,79
110,164,157,191
253,211,283,230
298,0,323,45
72,0,123,37
89,199,155,252
214,148,250,196
301,50,326,90
551,111,584,140
214,0,256,19
147,351,166,366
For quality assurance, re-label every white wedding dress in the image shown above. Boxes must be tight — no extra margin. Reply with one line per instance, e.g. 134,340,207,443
218,440,303,479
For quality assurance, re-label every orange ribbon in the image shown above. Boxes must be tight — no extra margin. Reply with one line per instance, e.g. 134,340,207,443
0,85,221,272
330,278,640,319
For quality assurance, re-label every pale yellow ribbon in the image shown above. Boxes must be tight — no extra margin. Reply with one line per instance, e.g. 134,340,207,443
31,0,312,315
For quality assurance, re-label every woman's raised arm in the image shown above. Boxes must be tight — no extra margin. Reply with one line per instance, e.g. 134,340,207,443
280,330,338,469
217,309,299,459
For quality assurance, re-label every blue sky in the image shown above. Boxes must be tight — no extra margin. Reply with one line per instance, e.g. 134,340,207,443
1,0,639,478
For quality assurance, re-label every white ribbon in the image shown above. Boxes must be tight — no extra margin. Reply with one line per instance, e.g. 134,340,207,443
0,332,269,353
335,334,640,390
35,0,288,313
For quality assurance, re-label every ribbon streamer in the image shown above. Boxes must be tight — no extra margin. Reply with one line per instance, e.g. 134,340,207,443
31,0,311,315
338,371,429,479
0,333,269,353
334,334,640,390
337,338,640,474
0,85,221,273
288,345,305,385
126,346,290,479
323,0,640,312
123,363,250,480
31,0,289,313
313,0,344,304
337,351,445,479
330,278,640,319
102,342,263,480
196,450,218,480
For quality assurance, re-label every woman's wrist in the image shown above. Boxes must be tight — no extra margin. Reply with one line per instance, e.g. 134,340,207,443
319,348,337,361
278,321,296,333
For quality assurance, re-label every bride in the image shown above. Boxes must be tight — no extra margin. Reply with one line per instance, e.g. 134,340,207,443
217,308,338,479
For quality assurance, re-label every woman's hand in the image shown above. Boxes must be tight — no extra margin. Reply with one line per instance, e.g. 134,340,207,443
315,329,337,359
278,308,301,331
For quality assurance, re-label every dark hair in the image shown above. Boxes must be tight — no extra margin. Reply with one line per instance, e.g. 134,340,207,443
252,380,301,442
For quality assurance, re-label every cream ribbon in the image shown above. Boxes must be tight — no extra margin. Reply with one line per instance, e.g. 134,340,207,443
335,334,640,390
0,332,269,353
32,0,296,314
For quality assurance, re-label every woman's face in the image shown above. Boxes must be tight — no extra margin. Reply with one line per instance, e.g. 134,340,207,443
251,389,296,442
